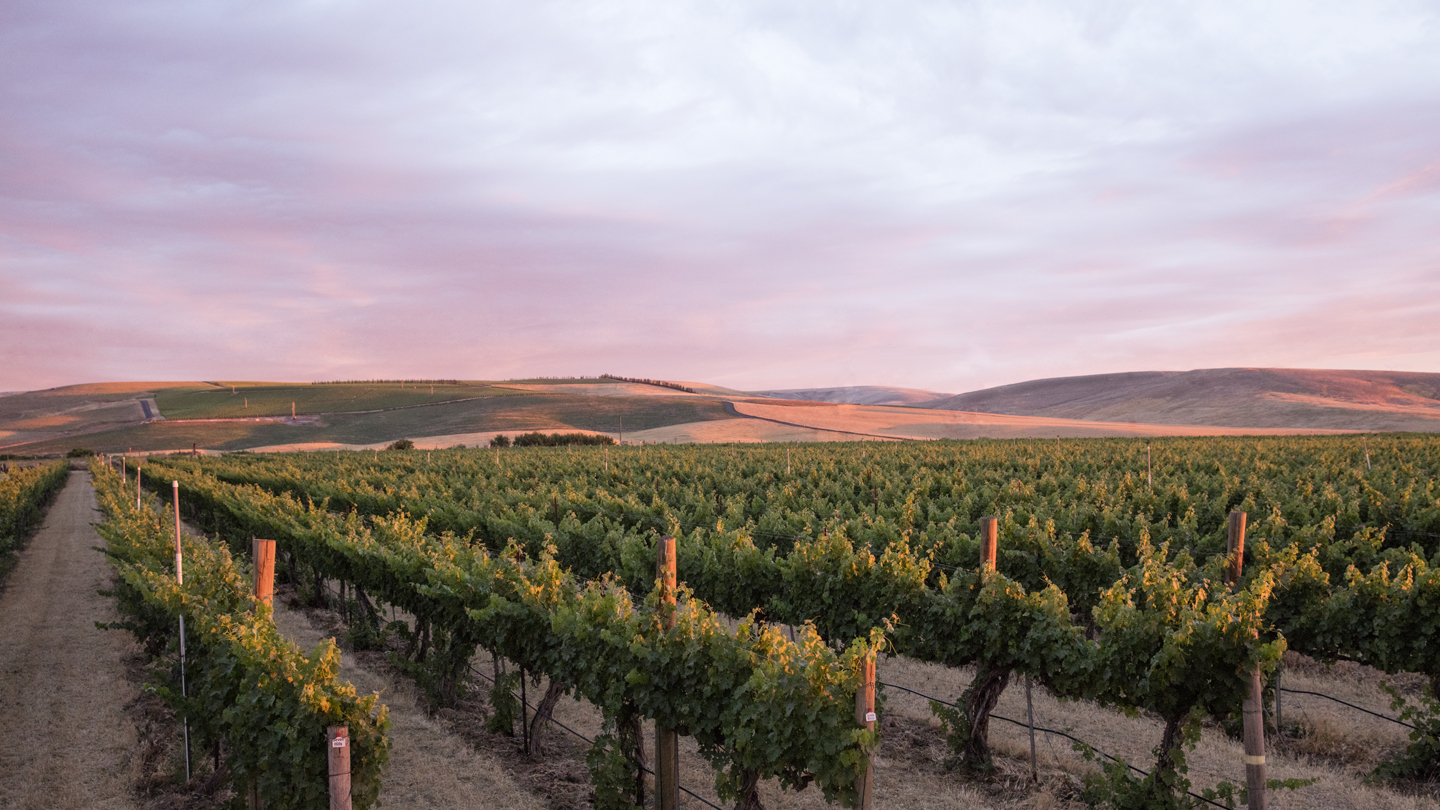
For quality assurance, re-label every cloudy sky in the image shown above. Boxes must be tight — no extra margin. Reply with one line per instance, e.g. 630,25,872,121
3,1,1439,393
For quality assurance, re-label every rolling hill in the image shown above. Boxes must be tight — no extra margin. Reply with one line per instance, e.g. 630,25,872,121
0,379,735,455
4,369,1438,455
749,386,952,406
922,368,1440,431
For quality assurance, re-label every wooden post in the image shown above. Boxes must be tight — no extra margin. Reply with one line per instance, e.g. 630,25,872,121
1226,511,1246,586
654,537,679,810
173,482,183,583
136,466,142,509
1227,511,1266,809
1244,668,1267,810
979,517,998,571
291,401,296,420
253,539,276,607
1363,436,1371,471
854,654,876,810
1147,443,1152,489
328,727,352,810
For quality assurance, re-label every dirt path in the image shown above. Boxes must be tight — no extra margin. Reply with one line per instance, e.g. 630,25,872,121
269,597,546,809
0,471,140,809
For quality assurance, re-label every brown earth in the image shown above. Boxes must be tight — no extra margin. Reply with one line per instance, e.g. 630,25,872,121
0,471,142,809
268,592,548,809
727,400,1359,440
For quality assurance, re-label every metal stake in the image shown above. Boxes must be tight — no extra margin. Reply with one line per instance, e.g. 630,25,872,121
173,481,191,782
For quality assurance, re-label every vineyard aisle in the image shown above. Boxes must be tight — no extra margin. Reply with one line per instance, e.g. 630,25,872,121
268,595,547,809
0,471,140,810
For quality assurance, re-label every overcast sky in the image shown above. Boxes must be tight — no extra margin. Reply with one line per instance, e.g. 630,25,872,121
3,1,1439,393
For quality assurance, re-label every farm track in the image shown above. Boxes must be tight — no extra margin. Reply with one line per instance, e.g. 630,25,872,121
267,591,549,809
0,471,141,809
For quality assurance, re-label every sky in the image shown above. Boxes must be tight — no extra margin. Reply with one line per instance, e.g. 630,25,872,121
3,0,1439,394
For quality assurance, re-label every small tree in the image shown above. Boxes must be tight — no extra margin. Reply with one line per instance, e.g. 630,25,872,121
387,439,415,450
489,435,511,448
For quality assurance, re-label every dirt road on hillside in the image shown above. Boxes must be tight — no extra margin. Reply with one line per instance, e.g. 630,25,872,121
0,471,140,809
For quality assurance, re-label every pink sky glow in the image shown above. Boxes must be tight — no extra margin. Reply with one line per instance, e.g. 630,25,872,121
3,1,1439,394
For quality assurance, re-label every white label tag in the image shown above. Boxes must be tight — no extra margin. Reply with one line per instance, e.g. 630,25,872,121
332,738,348,748
865,712,877,722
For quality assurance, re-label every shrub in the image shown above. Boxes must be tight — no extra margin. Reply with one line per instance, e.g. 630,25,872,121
386,439,415,451
512,431,615,447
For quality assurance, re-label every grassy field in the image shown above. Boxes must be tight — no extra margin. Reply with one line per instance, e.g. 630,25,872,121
154,381,506,419
17,392,737,454
495,377,614,385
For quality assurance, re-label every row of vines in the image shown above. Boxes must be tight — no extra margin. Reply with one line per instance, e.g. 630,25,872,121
0,459,67,565
132,434,1440,807
89,461,391,808
123,457,885,809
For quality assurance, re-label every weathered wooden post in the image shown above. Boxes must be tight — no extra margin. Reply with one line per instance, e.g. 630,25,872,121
979,517,998,571
253,539,276,607
1226,511,1265,810
328,727,352,810
854,653,877,810
654,536,679,810
1227,510,1246,587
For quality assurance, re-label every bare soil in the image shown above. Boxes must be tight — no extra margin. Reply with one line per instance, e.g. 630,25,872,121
268,587,549,809
0,471,142,809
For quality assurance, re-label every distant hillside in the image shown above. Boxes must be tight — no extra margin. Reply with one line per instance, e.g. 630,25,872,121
924,368,1440,431
0,379,737,454
750,386,951,407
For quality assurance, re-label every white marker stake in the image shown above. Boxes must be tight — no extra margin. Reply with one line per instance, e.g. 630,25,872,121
173,481,191,783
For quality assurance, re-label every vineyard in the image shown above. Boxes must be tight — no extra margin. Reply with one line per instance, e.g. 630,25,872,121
0,459,68,576
109,434,1440,809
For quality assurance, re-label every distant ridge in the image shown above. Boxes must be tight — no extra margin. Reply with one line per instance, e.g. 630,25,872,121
749,386,952,407
924,368,1440,431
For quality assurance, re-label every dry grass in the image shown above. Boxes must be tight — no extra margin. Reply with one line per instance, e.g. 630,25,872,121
729,401,1360,441
270,591,549,810
875,653,1440,810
